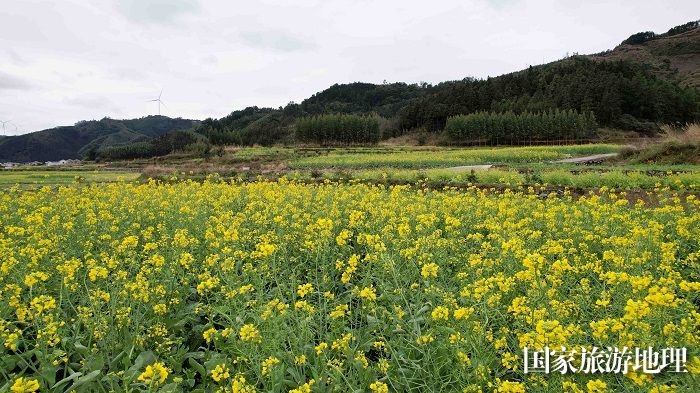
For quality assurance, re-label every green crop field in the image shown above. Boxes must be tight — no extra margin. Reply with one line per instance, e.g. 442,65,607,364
0,170,140,187
289,145,622,169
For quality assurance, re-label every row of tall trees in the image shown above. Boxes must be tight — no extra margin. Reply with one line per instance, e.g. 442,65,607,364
296,114,380,143
445,110,598,143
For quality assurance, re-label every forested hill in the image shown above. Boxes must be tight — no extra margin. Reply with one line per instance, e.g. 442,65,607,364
395,57,699,133
300,82,429,118
0,116,197,162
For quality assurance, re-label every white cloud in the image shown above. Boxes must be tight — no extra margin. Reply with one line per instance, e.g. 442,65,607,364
115,0,201,25
0,0,698,134
0,71,32,90
239,30,316,52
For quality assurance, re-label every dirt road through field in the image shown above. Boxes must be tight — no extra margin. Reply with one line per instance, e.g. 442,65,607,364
549,153,619,163
444,164,494,171
444,152,619,170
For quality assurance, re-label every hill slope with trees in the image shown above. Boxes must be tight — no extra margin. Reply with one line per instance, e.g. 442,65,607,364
190,21,699,146
396,57,699,134
590,20,700,89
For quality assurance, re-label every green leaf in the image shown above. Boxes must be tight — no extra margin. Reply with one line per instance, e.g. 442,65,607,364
74,342,89,356
159,382,180,392
134,351,156,369
286,366,301,383
188,358,206,377
51,372,83,390
0,355,17,373
407,316,425,324
126,351,155,380
65,370,101,392
182,351,205,360
109,350,127,369
203,353,227,372
40,363,57,387
85,355,105,372
415,305,430,315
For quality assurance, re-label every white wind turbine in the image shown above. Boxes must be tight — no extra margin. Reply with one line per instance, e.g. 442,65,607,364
148,89,167,116
0,120,18,135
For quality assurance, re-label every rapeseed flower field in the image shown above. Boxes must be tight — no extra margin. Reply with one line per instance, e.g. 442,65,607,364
0,179,698,392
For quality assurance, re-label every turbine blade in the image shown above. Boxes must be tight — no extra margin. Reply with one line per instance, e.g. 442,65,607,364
159,89,163,99
160,101,168,109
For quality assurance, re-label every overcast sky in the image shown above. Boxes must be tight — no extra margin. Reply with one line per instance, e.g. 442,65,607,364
0,0,698,135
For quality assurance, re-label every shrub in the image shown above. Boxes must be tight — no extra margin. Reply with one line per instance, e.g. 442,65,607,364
613,114,659,135
621,31,656,45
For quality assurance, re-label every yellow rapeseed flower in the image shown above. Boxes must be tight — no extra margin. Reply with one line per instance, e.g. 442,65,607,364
137,362,169,386
10,377,40,393
421,262,439,278
431,306,449,321
239,324,261,343
359,286,377,301
369,381,388,393
586,379,607,393
211,364,230,382
297,283,314,298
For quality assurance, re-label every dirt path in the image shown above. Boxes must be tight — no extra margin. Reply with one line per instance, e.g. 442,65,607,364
549,153,619,164
444,164,494,171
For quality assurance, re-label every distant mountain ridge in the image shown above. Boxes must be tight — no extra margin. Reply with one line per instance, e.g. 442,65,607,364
0,116,198,162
